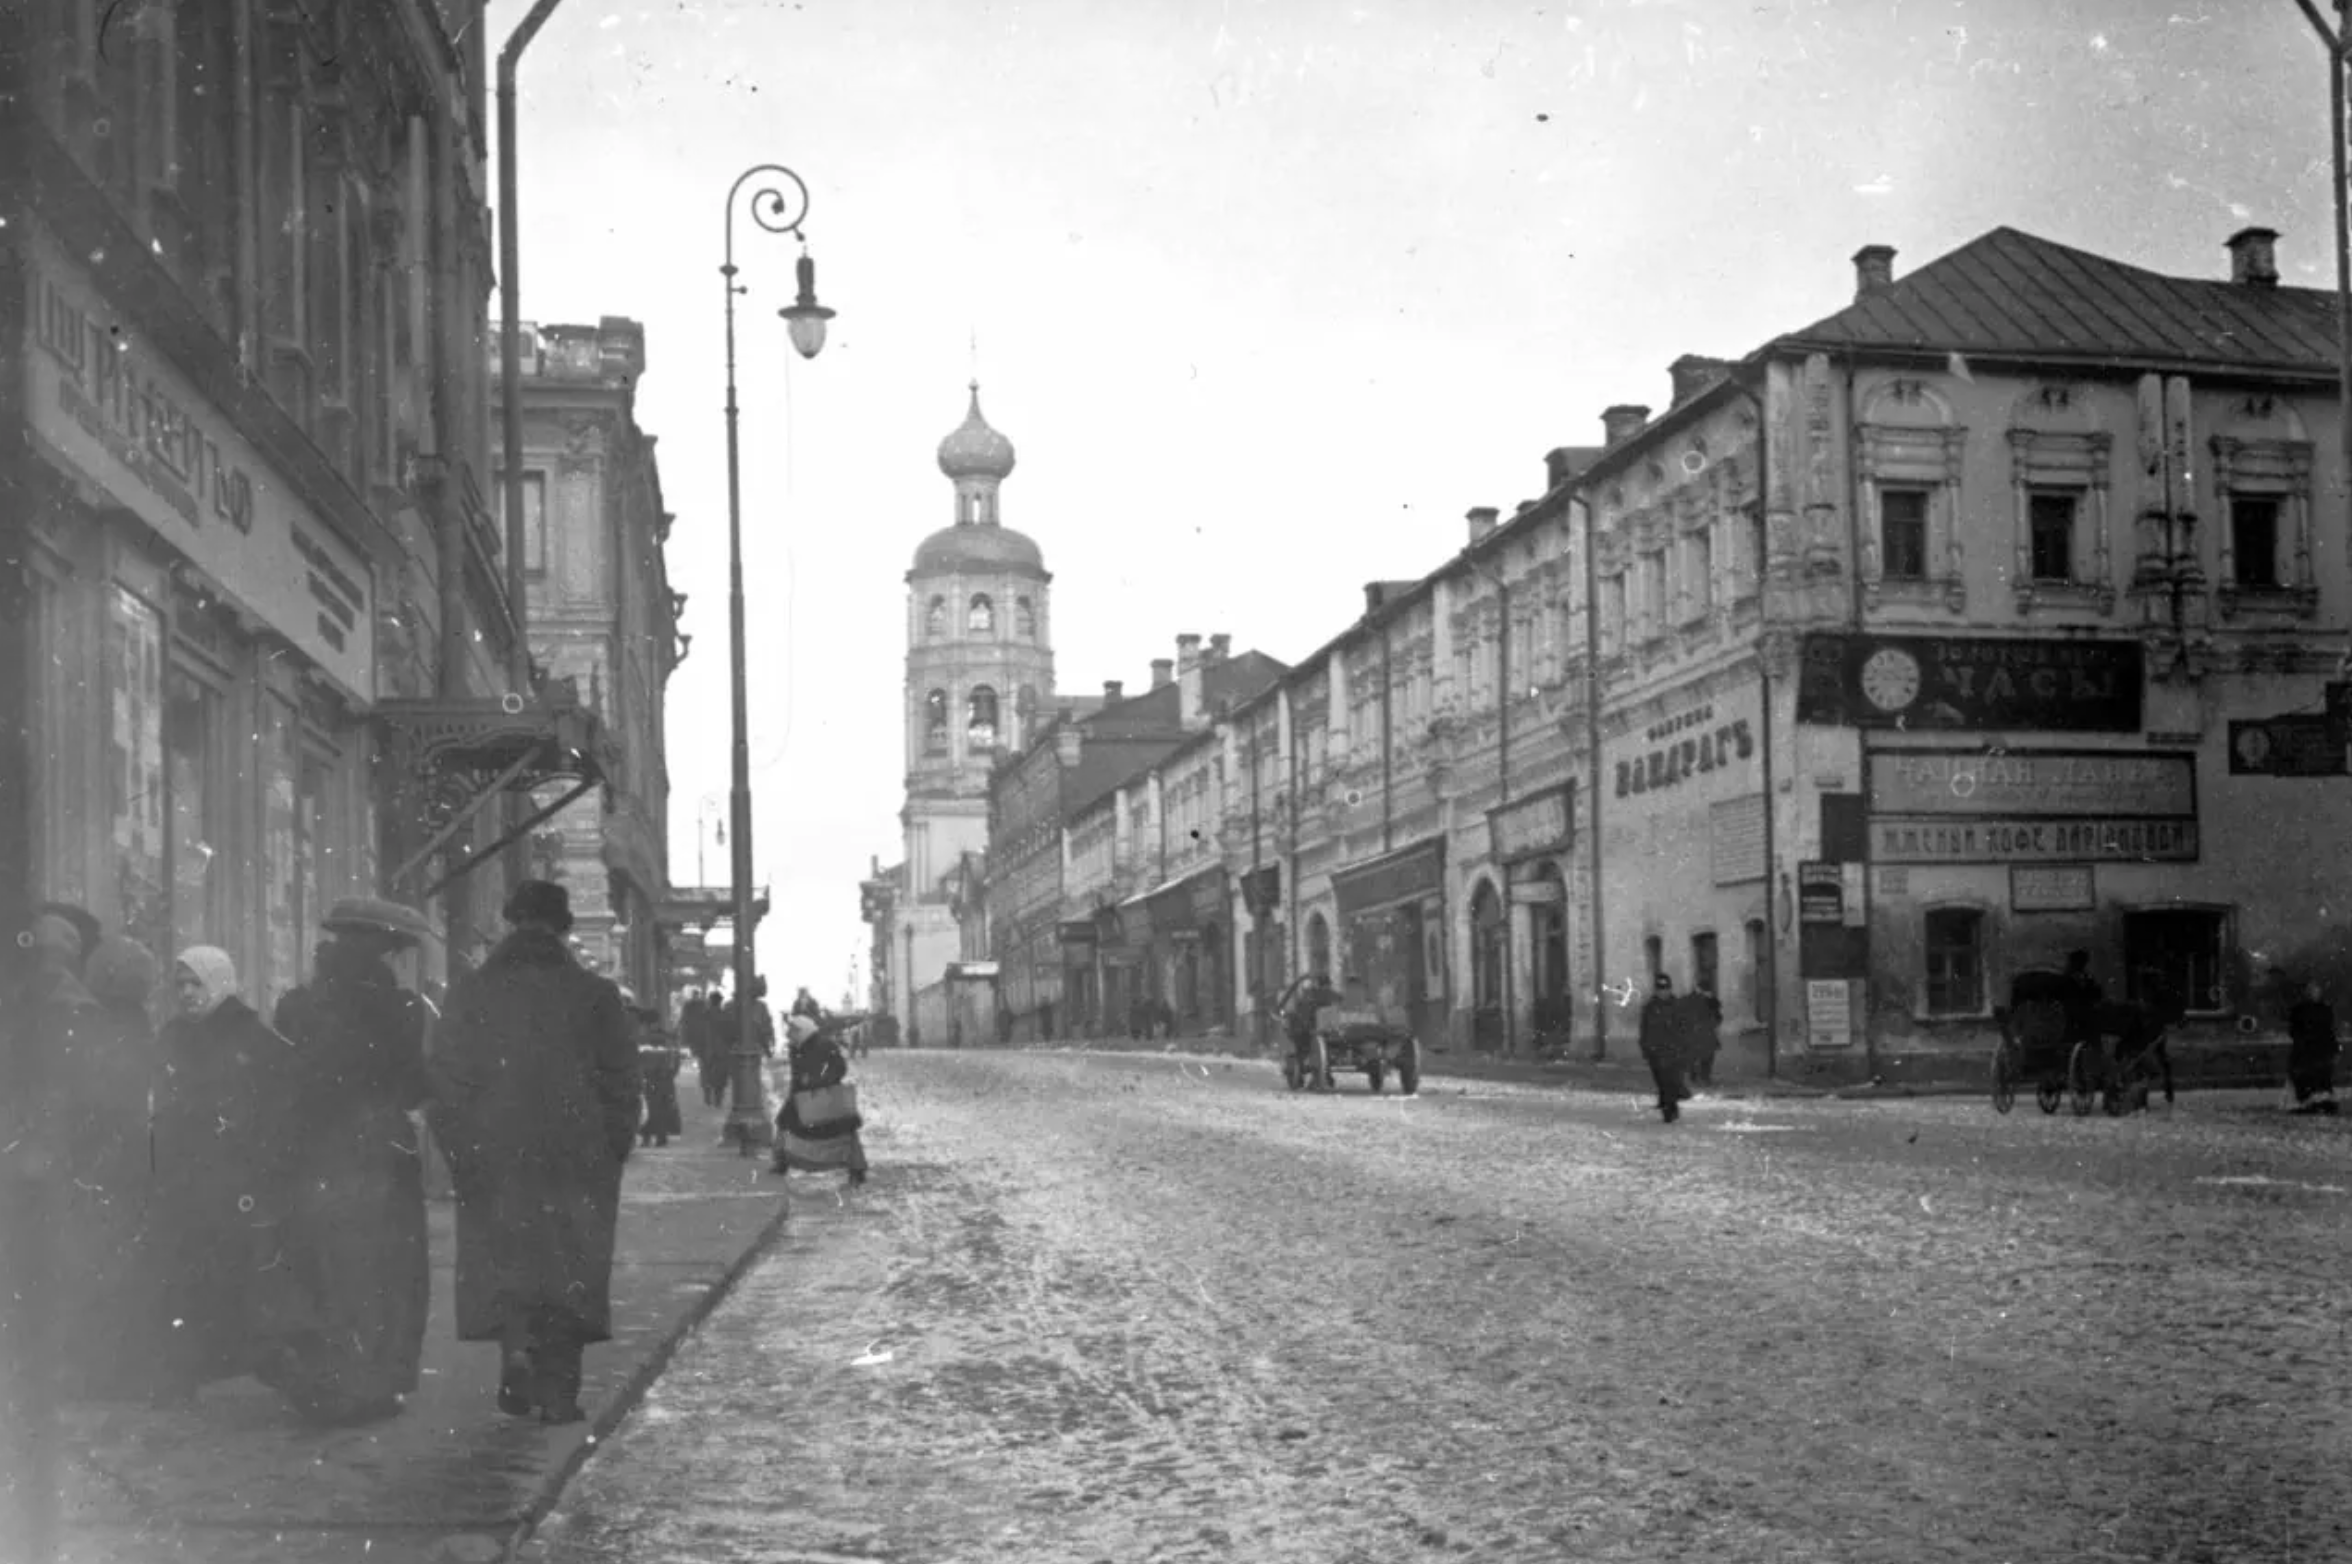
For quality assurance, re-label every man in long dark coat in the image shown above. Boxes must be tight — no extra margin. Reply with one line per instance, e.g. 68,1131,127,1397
427,881,639,1425
1638,972,1693,1123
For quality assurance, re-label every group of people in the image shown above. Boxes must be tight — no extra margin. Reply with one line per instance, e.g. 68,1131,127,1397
675,983,776,1109
2,879,646,1430
1637,972,1724,1123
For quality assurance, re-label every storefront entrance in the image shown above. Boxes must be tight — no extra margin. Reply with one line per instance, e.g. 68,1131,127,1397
1470,879,1506,1051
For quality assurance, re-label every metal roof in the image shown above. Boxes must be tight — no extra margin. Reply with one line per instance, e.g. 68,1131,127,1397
1779,226,2341,376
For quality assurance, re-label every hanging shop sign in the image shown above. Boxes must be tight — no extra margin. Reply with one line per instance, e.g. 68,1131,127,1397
1488,780,1577,862
2010,865,2096,912
1612,695,1756,799
1797,634,2142,733
2227,717,2347,777
1186,868,1228,925
1333,836,1446,920
22,228,376,702
1242,866,1282,916
1868,749,2196,818
1798,862,1844,924
1870,817,2198,865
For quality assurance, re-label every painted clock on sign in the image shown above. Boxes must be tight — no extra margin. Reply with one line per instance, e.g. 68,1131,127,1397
1859,647,1922,714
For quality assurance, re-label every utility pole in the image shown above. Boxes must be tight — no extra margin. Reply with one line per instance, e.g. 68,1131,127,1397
2293,0,2352,649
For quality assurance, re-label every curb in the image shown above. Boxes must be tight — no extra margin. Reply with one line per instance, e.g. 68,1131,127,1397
498,1180,796,1561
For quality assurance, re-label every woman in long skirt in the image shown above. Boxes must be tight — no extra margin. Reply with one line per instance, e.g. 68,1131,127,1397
772,1014,867,1185
636,1009,685,1147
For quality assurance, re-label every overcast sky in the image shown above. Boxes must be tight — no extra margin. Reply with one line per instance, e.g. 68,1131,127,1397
487,0,2335,1001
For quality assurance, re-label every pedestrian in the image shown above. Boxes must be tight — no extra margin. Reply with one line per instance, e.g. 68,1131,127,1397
1639,971,1691,1123
772,1014,868,1186
681,991,722,1107
147,946,304,1408
636,1008,685,1148
1687,982,1724,1090
2287,979,2340,1115
426,881,640,1426
261,899,436,1426
790,985,823,1022
56,935,162,1401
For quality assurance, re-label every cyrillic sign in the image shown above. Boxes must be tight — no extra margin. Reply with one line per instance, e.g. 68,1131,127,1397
1871,818,2198,864
1868,749,2195,817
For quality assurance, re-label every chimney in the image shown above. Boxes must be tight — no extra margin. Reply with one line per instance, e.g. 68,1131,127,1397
1150,658,1174,689
1179,638,1206,729
1466,505,1500,546
1601,404,1651,447
1852,244,1896,301
1668,354,1730,405
1543,447,1581,492
2227,227,2280,289
1209,632,1231,664
1176,632,1203,674
1103,680,1123,703
1055,722,1083,766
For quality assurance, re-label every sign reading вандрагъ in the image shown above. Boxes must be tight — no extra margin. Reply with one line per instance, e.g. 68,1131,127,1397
1798,634,2142,733
1868,749,2196,818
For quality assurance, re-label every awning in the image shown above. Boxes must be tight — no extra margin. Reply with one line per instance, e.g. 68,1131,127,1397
376,689,620,898
658,886,771,938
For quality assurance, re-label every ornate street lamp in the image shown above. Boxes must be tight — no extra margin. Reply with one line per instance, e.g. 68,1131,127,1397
720,163,832,1154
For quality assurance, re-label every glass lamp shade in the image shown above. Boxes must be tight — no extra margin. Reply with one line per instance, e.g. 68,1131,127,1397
782,249,835,360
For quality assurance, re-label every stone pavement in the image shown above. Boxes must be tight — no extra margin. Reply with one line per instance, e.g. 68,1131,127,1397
49,1094,792,1564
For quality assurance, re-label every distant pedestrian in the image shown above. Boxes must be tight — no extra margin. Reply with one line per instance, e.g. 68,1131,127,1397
427,881,640,1426
1687,983,1724,1090
2287,980,2340,1115
773,1014,868,1187
57,935,162,1401
636,1008,684,1148
263,899,436,1426
681,992,724,1107
790,986,823,1022
1638,972,1691,1123
148,946,304,1408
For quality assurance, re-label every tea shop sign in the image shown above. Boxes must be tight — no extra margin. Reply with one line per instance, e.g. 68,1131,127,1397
21,229,375,702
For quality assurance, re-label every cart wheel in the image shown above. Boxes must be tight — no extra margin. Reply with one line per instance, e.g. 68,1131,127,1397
1991,1045,2017,1115
1282,1052,1304,1092
2068,1044,2099,1117
1311,1033,1332,1091
1367,1062,1386,1095
1397,1036,1422,1096
2036,1080,2063,1115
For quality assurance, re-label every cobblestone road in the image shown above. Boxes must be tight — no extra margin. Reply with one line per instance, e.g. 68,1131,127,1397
532,1051,2352,1564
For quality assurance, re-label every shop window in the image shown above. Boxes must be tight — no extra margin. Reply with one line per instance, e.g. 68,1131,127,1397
1880,487,1930,580
2124,909,2227,1016
1690,930,1719,1000
1923,906,1985,1015
29,566,91,911
2229,495,2281,589
926,596,946,639
967,685,999,749
261,694,300,1002
166,664,233,966
2027,490,2078,582
1016,596,1035,638
106,587,168,956
968,594,994,635
1744,917,1767,1019
924,688,948,753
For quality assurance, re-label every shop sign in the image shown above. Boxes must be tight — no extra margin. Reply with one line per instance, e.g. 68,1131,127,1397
1797,634,2142,733
1508,878,1564,905
2228,718,2347,777
1798,862,1844,923
1488,780,1576,861
1868,749,2196,817
22,230,375,702
1333,837,1445,920
1187,870,1227,924
1806,979,1853,1050
1871,817,2198,865
1613,696,1756,799
1057,921,1097,947
2011,865,2096,912
1242,866,1281,916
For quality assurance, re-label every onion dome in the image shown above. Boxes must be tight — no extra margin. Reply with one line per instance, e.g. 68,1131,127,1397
911,523,1046,577
936,381,1017,481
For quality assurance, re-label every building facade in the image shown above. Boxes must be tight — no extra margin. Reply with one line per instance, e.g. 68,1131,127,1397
0,0,547,1012
504,316,680,999
891,383,1055,1033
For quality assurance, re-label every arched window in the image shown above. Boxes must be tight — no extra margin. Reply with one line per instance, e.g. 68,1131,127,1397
925,596,946,639
968,593,994,635
1015,596,1036,638
924,689,948,752
967,684,999,749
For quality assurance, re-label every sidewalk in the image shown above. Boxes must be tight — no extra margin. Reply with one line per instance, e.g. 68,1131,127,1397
55,1096,791,1564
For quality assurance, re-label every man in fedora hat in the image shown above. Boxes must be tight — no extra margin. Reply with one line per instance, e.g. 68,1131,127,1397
263,897,436,1424
426,880,639,1424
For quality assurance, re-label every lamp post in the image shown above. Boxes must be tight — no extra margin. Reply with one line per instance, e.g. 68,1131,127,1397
720,163,834,1155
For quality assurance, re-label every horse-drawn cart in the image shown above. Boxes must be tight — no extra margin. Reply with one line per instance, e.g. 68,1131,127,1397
1275,977,1422,1095
1993,970,2176,1117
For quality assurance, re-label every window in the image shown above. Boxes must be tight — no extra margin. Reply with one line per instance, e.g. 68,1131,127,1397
924,689,948,752
1744,917,1767,1019
497,472,548,576
926,596,946,639
1690,931,1719,999
1880,487,1930,580
967,685,999,749
1605,574,1628,654
2027,490,2077,582
1643,934,1664,984
1641,550,1666,633
1923,907,1985,1015
2231,496,2281,589
1685,529,1714,618
2124,909,2227,1016
968,594,994,635
1016,596,1035,638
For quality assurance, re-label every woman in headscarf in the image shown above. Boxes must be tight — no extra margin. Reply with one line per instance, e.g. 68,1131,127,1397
147,946,304,1407
772,1013,868,1186
260,901,436,1425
